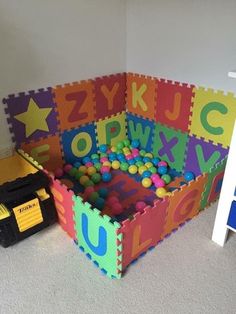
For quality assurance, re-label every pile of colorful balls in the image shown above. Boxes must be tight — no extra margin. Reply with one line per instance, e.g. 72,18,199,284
54,139,195,216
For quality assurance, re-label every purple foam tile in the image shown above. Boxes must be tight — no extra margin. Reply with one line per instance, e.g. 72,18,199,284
3,88,59,145
184,136,228,176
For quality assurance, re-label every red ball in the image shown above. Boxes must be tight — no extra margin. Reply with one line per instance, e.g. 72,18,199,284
54,168,64,178
135,201,147,212
64,164,73,173
84,186,95,198
111,203,123,215
107,196,119,206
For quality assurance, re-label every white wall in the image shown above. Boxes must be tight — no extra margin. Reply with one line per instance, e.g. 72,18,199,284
127,0,236,92
0,0,126,148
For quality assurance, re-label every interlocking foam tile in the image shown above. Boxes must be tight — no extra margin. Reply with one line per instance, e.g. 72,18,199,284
152,123,188,171
96,111,126,146
73,196,122,278
162,174,207,237
53,80,95,131
61,123,97,164
156,79,195,132
184,135,228,176
201,157,227,209
21,134,63,172
120,198,169,269
3,88,58,146
50,177,76,239
94,73,126,120
189,87,236,148
126,73,157,121
127,113,155,151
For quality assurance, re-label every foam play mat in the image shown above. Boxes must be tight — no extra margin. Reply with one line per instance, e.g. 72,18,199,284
3,72,235,278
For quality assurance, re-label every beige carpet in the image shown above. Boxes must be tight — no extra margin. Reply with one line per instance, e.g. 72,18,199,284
0,201,235,314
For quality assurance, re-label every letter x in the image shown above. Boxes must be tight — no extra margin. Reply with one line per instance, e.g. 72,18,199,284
158,132,178,162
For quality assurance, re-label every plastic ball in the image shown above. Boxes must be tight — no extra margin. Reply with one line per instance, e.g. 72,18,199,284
64,164,73,173
92,158,100,164
158,161,168,167
158,166,168,175
128,165,138,174
149,166,157,174
117,141,124,150
100,152,107,158
78,165,87,174
111,146,117,152
117,153,125,161
131,139,140,148
184,171,195,182
100,166,110,174
154,179,165,188
85,162,93,168
142,177,152,188
135,161,144,167
107,196,119,206
69,167,78,177
75,171,84,180
111,203,123,215
84,186,95,198
108,152,117,161
102,172,112,182
126,154,133,160
161,174,171,184
82,156,91,165
151,173,160,182
79,175,90,185
89,192,99,202
83,180,95,188
91,153,99,160
138,165,148,175
145,162,153,169
120,162,129,172
127,159,135,165
111,160,120,170
100,157,108,163
87,166,97,176
98,188,109,199
152,157,160,166
135,201,147,212
123,139,130,147
94,163,102,171
73,161,82,168
143,157,151,163
54,168,63,178
145,153,153,159
94,197,105,210
132,148,139,154
91,173,102,184
139,149,146,157
155,187,168,198
142,170,152,178
99,144,108,153
103,161,112,167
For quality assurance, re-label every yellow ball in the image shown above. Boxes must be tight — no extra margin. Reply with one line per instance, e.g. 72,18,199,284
145,153,153,158
123,147,130,154
155,187,168,198
111,160,120,170
128,165,138,174
103,161,111,167
142,177,152,188
138,166,148,175
145,162,153,169
87,166,97,176
111,146,117,152
79,165,87,174
79,175,89,185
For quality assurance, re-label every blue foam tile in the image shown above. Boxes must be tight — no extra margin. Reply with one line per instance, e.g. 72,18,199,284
227,201,236,229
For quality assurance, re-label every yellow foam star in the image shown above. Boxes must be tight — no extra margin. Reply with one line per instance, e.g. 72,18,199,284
15,98,52,137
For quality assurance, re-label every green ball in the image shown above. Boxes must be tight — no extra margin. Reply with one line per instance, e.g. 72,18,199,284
117,141,124,150
149,167,157,174
139,150,146,157
123,139,130,147
100,153,107,158
136,161,144,167
84,180,95,188
91,153,99,160
75,171,84,180
120,162,129,171
69,167,77,177
94,163,102,171
161,174,171,184
89,192,99,202
91,173,102,184
116,149,123,154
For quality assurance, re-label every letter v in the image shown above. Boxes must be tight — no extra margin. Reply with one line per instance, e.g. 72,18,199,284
195,144,221,173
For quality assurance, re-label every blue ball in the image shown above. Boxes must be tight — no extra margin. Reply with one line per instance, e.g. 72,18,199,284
143,157,151,163
158,166,168,175
152,157,160,166
82,156,91,164
102,172,112,182
98,188,109,199
99,144,108,153
94,197,105,210
131,139,140,148
108,153,117,161
127,159,136,165
142,170,152,178
117,153,125,161
135,156,142,162
184,171,195,182
92,158,100,164
73,161,82,168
